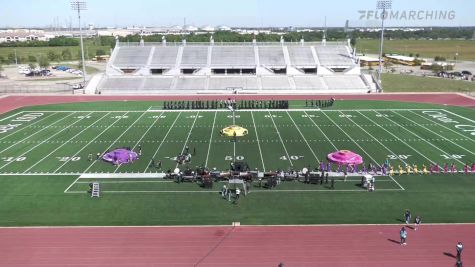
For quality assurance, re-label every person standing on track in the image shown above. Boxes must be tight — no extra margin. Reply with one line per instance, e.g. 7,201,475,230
400,227,407,246
414,215,421,231
456,242,464,261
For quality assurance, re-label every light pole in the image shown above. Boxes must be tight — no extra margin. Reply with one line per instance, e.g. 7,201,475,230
71,1,87,86
376,0,392,91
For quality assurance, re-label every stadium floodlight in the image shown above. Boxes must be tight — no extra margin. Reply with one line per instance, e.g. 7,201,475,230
376,0,392,92
71,0,87,87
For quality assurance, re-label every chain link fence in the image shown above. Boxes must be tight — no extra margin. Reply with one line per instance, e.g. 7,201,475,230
0,83,73,94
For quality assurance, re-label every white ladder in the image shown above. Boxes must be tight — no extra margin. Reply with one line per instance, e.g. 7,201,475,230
91,182,100,198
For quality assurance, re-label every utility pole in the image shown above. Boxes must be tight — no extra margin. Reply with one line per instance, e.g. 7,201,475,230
71,1,88,86
376,0,392,92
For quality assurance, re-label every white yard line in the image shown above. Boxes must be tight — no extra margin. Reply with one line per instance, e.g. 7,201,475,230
443,109,475,124
0,112,56,142
0,111,24,122
205,111,218,167
65,188,404,194
251,111,266,172
143,112,182,172
393,111,475,156
409,110,475,143
304,111,338,151
82,111,148,173
374,110,465,165
114,111,165,173
76,180,174,184
22,112,107,173
339,111,408,166
286,111,320,163
267,110,293,167
233,112,236,159
0,112,86,171
26,108,443,113
64,176,81,193
338,111,407,190
53,112,129,173
320,111,405,190
0,112,74,154
356,111,435,163
175,111,200,169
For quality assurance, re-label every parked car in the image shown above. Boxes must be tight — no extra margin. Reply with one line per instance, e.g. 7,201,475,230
461,70,473,76
72,83,84,89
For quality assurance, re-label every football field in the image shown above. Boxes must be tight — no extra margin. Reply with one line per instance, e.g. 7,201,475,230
0,100,474,226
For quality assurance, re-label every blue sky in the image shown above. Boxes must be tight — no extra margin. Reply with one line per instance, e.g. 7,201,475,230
0,0,473,28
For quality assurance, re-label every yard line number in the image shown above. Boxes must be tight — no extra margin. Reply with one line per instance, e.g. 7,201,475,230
225,155,245,161
387,154,412,160
1,156,26,162
57,156,81,162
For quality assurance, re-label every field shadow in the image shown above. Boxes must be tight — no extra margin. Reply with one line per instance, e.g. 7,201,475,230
395,218,405,223
387,238,400,245
443,252,456,259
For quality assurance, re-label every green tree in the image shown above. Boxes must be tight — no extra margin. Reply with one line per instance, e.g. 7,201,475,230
61,49,72,60
96,49,106,56
38,55,50,69
47,51,59,62
28,55,37,62
0,55,5,64
350,37,357,47
28,62,37,69
7,53,16,64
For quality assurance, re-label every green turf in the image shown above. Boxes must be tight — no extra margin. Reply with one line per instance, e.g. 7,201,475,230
382,73,475,92
0,100,474,226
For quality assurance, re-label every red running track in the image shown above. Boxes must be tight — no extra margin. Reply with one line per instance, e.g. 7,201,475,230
0,93,473,266
0,224,473,267
0,93,474,114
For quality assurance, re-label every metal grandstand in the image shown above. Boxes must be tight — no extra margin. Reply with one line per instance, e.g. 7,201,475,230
97,39,378,94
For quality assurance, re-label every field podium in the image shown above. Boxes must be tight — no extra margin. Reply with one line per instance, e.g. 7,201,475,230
91,182,100,198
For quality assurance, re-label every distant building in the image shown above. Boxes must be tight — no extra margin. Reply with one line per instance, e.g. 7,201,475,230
0,29,50,43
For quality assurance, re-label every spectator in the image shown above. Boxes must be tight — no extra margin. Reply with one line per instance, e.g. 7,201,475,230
456,242,463,261
414,215,421,231
400,227,407,246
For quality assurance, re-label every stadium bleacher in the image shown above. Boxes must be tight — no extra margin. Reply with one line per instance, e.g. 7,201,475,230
211,46,255,67
98,41,375,94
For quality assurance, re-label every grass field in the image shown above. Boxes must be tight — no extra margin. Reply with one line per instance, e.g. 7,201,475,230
0,45,110,62
356,39,475,61
0,100,474,226
382,73,475,92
